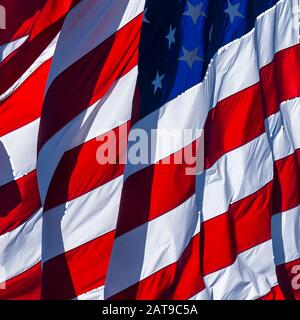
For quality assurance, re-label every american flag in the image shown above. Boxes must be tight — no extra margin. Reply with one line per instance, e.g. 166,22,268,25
0,0,299,300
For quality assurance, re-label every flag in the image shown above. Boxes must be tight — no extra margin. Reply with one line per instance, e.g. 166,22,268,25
106,0,300,300
0,0,78,299
0,0,299,300
38,0,144,300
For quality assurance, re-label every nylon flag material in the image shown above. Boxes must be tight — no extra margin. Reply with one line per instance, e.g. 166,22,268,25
0,0,299,300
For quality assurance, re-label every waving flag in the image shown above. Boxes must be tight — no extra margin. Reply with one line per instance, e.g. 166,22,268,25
38,0,144,300
0,0,299,300
0,0,79,299
106,0,300,300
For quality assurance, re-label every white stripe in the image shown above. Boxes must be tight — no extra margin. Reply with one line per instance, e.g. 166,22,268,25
268,98,300,161
47,0,144,89
0,119,39,186
42,176,122,262
272,204,300,266
105,195,199,298
0,33,58,102
125,0,297,179
202,133,273,221
38,67,137,203
0,209,42,281
189,289,211,301
203,240,278,300
252,0,296,67
0,36,28,62
124,85,206,179
76,286,104,300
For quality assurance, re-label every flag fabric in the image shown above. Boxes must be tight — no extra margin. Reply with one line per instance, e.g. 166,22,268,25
0,0,79,299
0,0,299,300
105,0,300,300
38,0,144,300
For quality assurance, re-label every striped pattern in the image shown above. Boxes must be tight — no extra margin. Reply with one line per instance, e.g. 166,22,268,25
37,0,145,300
105,0,300,300
0,0,81,300
0,0,299,300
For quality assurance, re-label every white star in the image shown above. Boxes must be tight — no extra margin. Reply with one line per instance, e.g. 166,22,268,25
224,0,244,24
152,71,165,94
178,47,203,69
183,1,207,24
143,8,151,24
166,25,176,49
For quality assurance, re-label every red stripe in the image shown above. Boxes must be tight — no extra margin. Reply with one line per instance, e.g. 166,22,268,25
0,170,41,235
276,257,300,300
258,285,286,300
204,83,265,169
204,44,300,169
0,263,41,300
201,182,273,275
260,44,300,117
116,140,197,237
27,0,80,41
0,19,59,94
0,60,51,137
38,14,142,151
42,231,115,300
0,0,80,95
0,0,45,46
109,234,205,300
44,122,129,211
273,149,300,215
